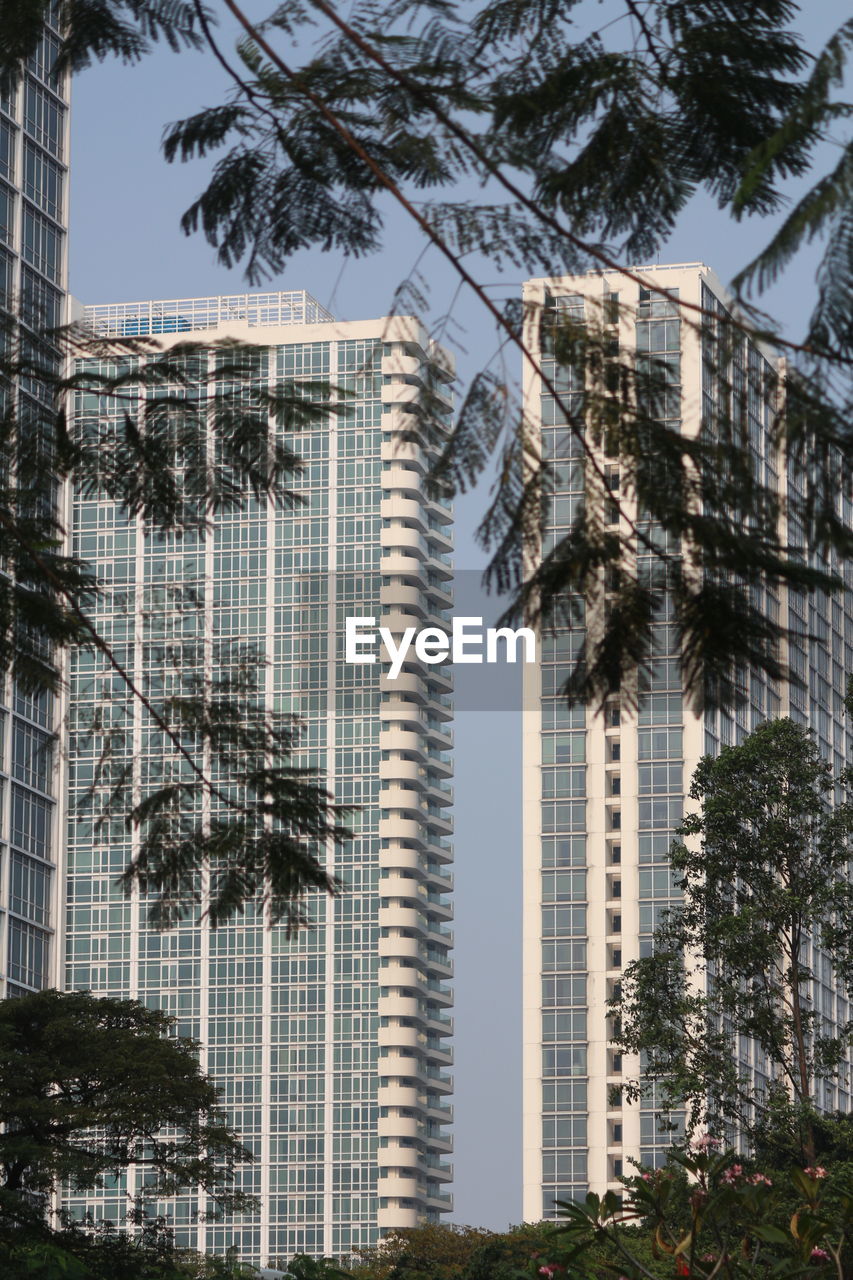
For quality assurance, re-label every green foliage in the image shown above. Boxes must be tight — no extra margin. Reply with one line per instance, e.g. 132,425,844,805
0,321,352,926
277,1254,355,1280
0,0,206,95
0,1218,268,1278
350,1222,560,1280
543,1149,853,1280
612,719,853,1159
149,0,853,710
0,989,253,1222
0,0,848,715
0,0,850,928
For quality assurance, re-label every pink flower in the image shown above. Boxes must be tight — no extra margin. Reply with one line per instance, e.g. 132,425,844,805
693,1134,722,1150
810,1248,830,1262
641,1171,654,1182
805,1166,828,1179
538,1267,557,1277
749,1173,772,1186
720,1164,743,1185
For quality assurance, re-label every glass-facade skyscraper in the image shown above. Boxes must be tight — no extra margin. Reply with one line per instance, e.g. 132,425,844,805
0,9,69,997
64,294,455,1261
521,264,853,1218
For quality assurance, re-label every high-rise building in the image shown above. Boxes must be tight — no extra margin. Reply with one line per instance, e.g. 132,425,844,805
64,293,455,1260
0,10,70,996
521,264,853,1217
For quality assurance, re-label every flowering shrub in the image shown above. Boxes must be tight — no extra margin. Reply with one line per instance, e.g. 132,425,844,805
534,1147,853,1280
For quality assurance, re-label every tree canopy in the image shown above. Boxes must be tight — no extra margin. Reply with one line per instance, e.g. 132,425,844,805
0,0,850,918
612,718,853,1164
0,988,252,1222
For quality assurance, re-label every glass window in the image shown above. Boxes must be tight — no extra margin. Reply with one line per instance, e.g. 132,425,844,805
23,141,63,221
11,786,51,858
21,266,62,329
13,721,53,791
0,245,13,309
10,851,51,925
0,117,15,182
0,181,14,245
8,918,49,988
23,78,63,158
22,204,63,282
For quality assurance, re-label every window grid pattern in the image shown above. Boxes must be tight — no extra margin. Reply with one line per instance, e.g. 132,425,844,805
65,325,455,1261
0,12,68,999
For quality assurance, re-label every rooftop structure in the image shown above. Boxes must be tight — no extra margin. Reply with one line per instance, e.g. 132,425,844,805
83,290,335,337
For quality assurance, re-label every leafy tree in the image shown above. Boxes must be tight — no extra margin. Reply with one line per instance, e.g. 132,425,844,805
0,322,352,927
612,718,853,1164
276,1255,354,1280
542,1146,853,1280
0,0,850,921
99,0,853,703
349,1222,566,1280
0,988,253,1225
0,0,848,705
0,1218,268,1279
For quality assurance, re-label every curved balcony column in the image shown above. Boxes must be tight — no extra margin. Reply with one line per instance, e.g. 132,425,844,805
378,873,423,905
379,581,428,612
377,1081,422,1110
381,382,424,409
378,846,424,876
379,1023,426,1052
379,959,428,990
381,552,428,580
378,903,427,933
381,464,423,495
381,494,427,525
379,756,427,785
377,817,426,846
378,1112,424,1140
377,992,422,1020
378,933,424,962
381,353,422,378
377,1204,422,1230
376,1171,424,1200
380,524,428,555
377,1143,423,1172
379,728,426,756
381,1048,426,1078
381,783,426,814
379,603,426,632
380,434,426,470
380,872,430,904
